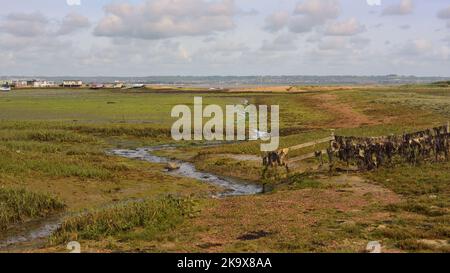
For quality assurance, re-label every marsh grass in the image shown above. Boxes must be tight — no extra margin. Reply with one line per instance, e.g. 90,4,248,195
364,161,450,252
288,173,326,189
0,149,114,180
1,87,449,252
194,155,262,182
49,196,197,244
0,188,65,230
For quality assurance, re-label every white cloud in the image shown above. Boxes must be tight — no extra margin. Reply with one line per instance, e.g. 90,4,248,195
261,34,298,51
438,46,450,60
57,13,91,35
350,37,371,47
94,0,239,40
289,0,340,33
261,0,341,34
317,37,347,50
264,11,290,33
399,39,433,55
294,0,340,19
437,6,450,19
0,12,48,37
0,12,90,37
399,24,411,30
324,18,365,36
436,6,450,29
382,0,414,16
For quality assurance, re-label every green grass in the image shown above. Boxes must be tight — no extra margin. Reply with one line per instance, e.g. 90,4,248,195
194,155,262,182
49,196,198,244
288,173,326,189
1,86,449,252
364,161,450,252
0,188,65,230
0,89,329,130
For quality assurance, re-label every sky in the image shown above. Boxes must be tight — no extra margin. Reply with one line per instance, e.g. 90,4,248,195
0,0,449,76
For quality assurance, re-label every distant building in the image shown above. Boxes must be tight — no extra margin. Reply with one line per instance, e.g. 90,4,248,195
90,83,104,89
19,79,56,88
63,80,83,88
26,80,36,87
113,81,125,89
13,80,28,88
33,80,56,88
0,80,13,85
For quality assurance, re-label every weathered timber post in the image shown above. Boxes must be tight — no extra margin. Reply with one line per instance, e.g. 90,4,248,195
328,129,335,172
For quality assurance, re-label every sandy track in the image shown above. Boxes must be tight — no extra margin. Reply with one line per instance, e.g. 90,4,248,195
312,93,378,128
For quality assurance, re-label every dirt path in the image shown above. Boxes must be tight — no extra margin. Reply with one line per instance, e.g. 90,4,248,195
312,93,378,128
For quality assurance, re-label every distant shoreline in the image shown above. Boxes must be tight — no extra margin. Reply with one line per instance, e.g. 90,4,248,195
2,75,450,88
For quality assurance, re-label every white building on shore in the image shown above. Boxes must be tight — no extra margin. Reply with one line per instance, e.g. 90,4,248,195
63,80,83,88
32,80,57,88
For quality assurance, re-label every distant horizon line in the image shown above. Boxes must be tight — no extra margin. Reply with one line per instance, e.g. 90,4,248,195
2,74,450,78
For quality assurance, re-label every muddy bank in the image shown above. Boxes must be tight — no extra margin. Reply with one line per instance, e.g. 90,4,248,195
0,215,61,252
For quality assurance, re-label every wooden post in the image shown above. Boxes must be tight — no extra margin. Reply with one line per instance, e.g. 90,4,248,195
328,129,335,172
447,121,449,133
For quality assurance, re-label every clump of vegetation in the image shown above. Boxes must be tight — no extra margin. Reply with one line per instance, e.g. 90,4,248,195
73,126,171,138
0,188,65,230
288,173,325,189
365,162,450,252
430,81,450,87
26,130,96,143
194,155,262,182
0,129,97,143
365,162,450,197
49,196,198,244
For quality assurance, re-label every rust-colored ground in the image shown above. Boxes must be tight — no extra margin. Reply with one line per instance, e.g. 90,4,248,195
229,85,369,93
179,175,402,253
310,93,379,128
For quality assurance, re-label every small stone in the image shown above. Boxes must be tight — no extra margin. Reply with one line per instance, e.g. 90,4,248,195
165,162,180,171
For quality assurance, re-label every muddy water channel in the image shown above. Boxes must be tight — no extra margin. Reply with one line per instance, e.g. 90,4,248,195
0,145,262,251
110,146,263,197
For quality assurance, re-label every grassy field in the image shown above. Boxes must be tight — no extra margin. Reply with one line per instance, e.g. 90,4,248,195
49,195,197,246
0,86,449,253
0,188,65,230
